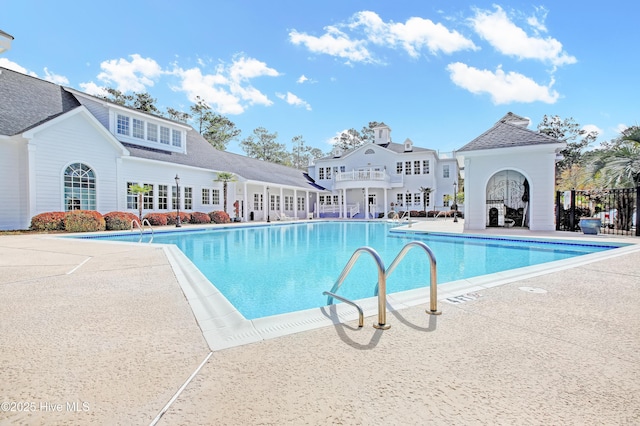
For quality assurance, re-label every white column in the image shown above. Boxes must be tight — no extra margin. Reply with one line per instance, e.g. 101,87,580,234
27,144,37,221
364,187,369,218
293,189,298,219
384,189,388,218
242,182,248,222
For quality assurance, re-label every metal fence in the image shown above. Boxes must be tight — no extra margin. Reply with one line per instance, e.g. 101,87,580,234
556,187,639,236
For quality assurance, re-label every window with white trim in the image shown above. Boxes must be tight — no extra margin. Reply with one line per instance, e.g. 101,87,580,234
423,160,430,174
254,193,263,210
443,164,450,178
405,161,412,175
147,123,158,142
64,163,96,211
184,187,192,210
158,185,168,210
172,129,182,147
133,118,145,139
212,189,220,205
126,182,137,210
160,126,170,145
270,195,280,211
326,167,332,179
284,195,293,210
202,188,210,205
414,160,421,174
143,184,154,209
297,196,305,211
117,114,129,136
172,186,178,209
319,168,325,180
396,162,403,174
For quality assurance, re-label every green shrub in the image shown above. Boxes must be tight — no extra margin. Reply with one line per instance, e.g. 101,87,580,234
63,210,106,232
209,210,231,224
143,213,168,226
190,212,211,224
30,212,66,231
104,211,138,230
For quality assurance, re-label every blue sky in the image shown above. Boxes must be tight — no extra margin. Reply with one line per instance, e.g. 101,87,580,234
2,0,638,155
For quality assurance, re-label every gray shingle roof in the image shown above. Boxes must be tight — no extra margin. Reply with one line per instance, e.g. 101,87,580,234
0,67,80,136
458,113,561,152
1,67,318,190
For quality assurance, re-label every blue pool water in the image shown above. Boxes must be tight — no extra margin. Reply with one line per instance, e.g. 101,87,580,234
82,221,622,319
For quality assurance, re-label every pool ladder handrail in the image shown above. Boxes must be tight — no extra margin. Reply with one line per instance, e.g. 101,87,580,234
324,246,389,329
325,241,441,329
131,219,154,243
384,241,441,316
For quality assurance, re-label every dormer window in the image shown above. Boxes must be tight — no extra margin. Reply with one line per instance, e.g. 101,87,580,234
113,111,185,152
404,138,413,152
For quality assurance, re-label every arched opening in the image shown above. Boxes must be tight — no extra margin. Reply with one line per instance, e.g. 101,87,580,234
64,162,96,211
485,170,529,228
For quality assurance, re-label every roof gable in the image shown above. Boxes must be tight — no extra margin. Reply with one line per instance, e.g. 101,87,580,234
458,115,561,152
0,67,80,136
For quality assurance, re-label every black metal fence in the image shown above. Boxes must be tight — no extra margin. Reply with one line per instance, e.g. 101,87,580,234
556,187,639,236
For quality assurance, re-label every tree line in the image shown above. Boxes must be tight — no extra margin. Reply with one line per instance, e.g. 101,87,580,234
538,115,640,190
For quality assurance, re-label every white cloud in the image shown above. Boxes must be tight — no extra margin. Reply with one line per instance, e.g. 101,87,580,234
615,123,629,134
94,54,164,92
171,55,279,115
228,56,280,81
289,11,476,63
78,81,106,96
276,91,311,111
289,26,374,64
526,6,549,33
447,62,559,104
0,58,32,75
351,11,477,57
297,74,314,84
43,67,69,85
582,124,602,136
470,5,576,66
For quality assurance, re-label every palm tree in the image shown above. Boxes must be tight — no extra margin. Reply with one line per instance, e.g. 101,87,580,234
419,187,433,212
129,184,152,223
214,172,236,213
591,126,640,231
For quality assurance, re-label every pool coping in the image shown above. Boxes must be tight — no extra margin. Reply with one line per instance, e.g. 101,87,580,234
148,225,640,351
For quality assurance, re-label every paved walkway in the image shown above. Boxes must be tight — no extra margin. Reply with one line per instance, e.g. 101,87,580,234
1,221,639,425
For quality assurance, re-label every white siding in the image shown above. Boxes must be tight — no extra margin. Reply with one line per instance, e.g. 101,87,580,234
0,138,29,229
30,113,121,216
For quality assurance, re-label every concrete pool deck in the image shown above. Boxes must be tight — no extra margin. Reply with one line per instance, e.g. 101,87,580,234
1,219,639,424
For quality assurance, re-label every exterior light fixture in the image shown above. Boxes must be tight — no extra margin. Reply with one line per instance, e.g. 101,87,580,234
453,181,458,223
175,174,182,228
266,186,270,223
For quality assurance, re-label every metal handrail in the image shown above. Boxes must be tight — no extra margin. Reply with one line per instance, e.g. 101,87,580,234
385,241,441,315
322,291,364,328
131,219,154,243
325,246,390,329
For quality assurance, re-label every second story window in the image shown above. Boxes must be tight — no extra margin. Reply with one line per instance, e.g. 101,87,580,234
414,160,421,175
172,129,182,147
319,168,325,180
423,160,430,174
405,161,412,175
443,164,450,178
117,114,129,136
396,162,403,174
132,118,145,139
160,126,170,145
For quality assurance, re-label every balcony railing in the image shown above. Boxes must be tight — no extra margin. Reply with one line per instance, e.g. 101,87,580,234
336,170,388,182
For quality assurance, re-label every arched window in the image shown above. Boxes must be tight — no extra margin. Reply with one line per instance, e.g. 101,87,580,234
64,163,96,211
365,148,375,154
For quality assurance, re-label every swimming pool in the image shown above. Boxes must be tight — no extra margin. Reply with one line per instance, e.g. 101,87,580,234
83,221,624,319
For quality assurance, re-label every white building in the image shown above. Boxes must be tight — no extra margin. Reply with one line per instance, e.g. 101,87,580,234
456,113,565,231
308,123,459,218
0,68,323,230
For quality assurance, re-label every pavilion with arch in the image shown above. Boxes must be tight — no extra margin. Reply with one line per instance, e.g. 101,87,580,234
456,113,565,232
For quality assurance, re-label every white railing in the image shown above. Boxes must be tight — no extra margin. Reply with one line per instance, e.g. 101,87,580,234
336,170,388,182
349,203,359,218
318,204,341,213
